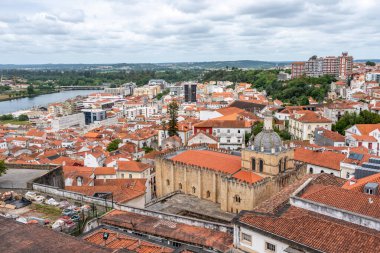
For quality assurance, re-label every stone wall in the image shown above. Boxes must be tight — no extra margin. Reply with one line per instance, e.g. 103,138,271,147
32,183,232,233
27,166,64,189
5,163,58,170
156,148,306,213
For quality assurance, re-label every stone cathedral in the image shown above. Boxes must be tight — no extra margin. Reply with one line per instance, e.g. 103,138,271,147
155,116,306,213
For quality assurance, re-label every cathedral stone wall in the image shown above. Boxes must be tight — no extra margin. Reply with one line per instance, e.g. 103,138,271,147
155,149,306,213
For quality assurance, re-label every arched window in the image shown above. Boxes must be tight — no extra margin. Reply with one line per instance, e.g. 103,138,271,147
259,160,264,173
192,186,196,194
321,170,324,174
178,183,182,190
252,158,256,171
206,191,211,198
76,176,83,186
278,159,283,173
309,167,313,174
166,179,170,186
234,195,241,203
283,157,287,172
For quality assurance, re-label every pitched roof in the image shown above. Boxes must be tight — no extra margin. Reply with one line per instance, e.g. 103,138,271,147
291,111,332,123
302,184,380,219
232,170,263,184
238,206,380,253
83,228,174,253
94,167,116,176
66,182,145,203
194,120,251,128
117,161,150,172
101,210,233,252
316,128,345,142
294,148,346,171
355,124,380,135
342,173,380,192
170,150,241,175
0,216,111,253
215,107,245,116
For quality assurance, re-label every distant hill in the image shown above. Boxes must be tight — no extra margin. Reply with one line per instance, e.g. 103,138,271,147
355,59,380,63
0,60,289,71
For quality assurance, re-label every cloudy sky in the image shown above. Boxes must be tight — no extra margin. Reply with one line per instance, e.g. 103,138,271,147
0,0,379,64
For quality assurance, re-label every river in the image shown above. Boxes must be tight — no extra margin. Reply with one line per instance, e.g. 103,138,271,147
0,90,99,115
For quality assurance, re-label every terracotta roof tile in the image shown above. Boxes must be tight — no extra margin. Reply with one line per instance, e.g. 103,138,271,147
294,148,345,171
171,150,241,175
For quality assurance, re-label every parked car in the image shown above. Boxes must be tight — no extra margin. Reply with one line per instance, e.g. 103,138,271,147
34,195,45,203
62,209,78,217
58,201,70,209
25,192,37,201
70,214,81,222
45,198,59,206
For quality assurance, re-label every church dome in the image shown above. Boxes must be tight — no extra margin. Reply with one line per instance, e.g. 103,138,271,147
253,130,282,153
251,113,283,153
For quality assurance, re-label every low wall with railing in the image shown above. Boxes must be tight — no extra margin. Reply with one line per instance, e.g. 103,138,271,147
32,183,233,233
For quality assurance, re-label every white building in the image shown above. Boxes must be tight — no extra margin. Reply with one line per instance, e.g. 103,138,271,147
289,110,332,141
51,113,85,131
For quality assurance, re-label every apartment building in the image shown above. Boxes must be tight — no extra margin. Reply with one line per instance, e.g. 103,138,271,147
291,62,305,78
289,110,332,141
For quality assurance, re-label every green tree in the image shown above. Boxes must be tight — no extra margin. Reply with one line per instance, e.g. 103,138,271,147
107,139,122,152
252,121,264,136
18,114,29,121
27,84,34,95
168,101,179,137
0,160,7,177
332,110,380,135
142,146,154,153
366,61,376,66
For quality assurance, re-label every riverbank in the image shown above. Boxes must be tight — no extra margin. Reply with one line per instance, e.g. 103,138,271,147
0,90,59,102
0,89,100,115
0,119,31,125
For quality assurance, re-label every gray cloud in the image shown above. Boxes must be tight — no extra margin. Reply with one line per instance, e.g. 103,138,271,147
0,0,378,64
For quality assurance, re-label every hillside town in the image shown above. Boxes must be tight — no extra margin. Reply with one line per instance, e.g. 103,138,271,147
1,53,380,252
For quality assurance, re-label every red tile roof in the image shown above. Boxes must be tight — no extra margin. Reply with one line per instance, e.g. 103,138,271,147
342,173,380,192
294,148,346,171
239,206,380,253
316,128,345,142
355,124,380,135
171,150,241,174
194,120,251,128
101,210,233,252
118,161,150,172
302,184,380,219
292,111,332,123
232,170,263,184
83,228,173,253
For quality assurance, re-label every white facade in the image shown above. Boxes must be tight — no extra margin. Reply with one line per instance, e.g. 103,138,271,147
234,225,289,253
214,127,248,150
289,119,332,141
51,113,85,131
124,105,159,120
84,153,106,167
306,164,340,177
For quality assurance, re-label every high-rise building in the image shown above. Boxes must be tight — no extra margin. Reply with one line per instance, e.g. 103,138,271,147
184,83,197,103
291,62,305,79
338,52,353,79
305,56,324,77
323,56,339,77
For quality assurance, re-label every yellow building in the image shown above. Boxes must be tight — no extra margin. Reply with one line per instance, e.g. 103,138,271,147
155,116,306,213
